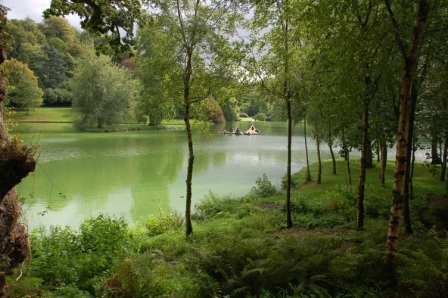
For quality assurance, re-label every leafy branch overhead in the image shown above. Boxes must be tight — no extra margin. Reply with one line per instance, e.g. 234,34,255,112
43,0,150,54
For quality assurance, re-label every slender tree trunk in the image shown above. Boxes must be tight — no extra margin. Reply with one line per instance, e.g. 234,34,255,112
286,99,293,228
365,138,374,168
384,0,429,287
410,141,416,199
184,45,194,238
440,132,448,182
376,139,381,163
304,116,311,182
282,8,293,229
342,126,352,185
380,138,387,187
328,122,336,175
403,79,418,236
316,127,322,185
184,110,194,237
430,134,441,164
357,100,369,230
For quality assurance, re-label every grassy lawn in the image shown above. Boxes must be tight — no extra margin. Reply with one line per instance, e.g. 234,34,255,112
9,107,76,122
293,158,446,196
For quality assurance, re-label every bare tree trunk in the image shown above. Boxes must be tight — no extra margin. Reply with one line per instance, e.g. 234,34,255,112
440,132,447,182
357,99,370,230
376,139,381,163
380,139,387,187
328,122,336,175
304,116,311,182
430,134,441,164
184,111,194,237
286,99,293,228
403,79,418,236
282,9,293,229
315,126,322,185
183,43,194,238
342,126,352,185
384,0,429,288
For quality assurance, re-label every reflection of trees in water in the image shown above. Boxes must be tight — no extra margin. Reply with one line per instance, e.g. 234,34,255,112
19,123,359,227
20,132,186,221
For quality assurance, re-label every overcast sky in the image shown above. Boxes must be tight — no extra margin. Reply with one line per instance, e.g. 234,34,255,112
3,0,81,29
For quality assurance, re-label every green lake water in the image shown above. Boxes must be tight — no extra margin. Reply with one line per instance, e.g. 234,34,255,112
16,121,333,229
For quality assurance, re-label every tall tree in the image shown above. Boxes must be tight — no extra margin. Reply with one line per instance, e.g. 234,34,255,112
383,0,430,287
47,0,241,237
146,0,239,236
245,0,303,228
1,58,43,113
70,52,141,128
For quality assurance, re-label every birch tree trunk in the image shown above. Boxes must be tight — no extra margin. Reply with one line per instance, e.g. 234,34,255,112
384,0,429,287
304,116,311,182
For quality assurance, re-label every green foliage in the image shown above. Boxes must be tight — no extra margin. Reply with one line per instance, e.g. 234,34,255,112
203,98,225,124
282,171,307,190
192,191,256,220
1,58,43,110
254,112,267,121
222,97,240,122
23,190,448,298
135,209,184,237
70,51,142,129
29,214,133,294
398,235,448,296
248,174,279,198
29,226,80,286
6,277,45,298
44,87,73,106
411,194,448,236
287,185,358,229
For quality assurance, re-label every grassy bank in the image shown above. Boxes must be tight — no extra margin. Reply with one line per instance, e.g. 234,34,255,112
10,107,76,123
8,107,187,132
8,159,447,297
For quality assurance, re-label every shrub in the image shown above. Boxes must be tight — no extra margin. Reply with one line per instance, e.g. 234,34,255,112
254,113,267,121
281,172,305,190
29,214,133,294
248,174,278,198
193,191,255,220
77,214,132,292
29,226,81,286
137,209,184,237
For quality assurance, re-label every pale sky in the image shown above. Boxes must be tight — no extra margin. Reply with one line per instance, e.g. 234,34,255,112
2,0,81,29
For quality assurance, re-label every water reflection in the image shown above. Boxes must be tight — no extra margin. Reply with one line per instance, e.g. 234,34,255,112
19,122,332,229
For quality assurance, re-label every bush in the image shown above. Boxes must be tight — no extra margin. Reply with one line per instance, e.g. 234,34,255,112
254,113,267,121
29,226,81,286
248,174,278,198
281,172,306,190
239,112,249,118
29,214,133,294
137,209,184,237
193,191,255,220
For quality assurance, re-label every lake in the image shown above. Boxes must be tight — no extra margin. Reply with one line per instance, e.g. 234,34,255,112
17,121,334,229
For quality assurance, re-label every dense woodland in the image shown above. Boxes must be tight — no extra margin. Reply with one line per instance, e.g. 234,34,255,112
0,0,448,297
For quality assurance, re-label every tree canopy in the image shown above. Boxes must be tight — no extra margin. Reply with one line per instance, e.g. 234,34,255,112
0,58,43,112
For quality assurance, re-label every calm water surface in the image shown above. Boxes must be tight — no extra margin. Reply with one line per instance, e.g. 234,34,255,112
17,121,334,229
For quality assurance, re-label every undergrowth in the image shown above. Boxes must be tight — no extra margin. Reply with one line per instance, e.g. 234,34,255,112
9,165,448,297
